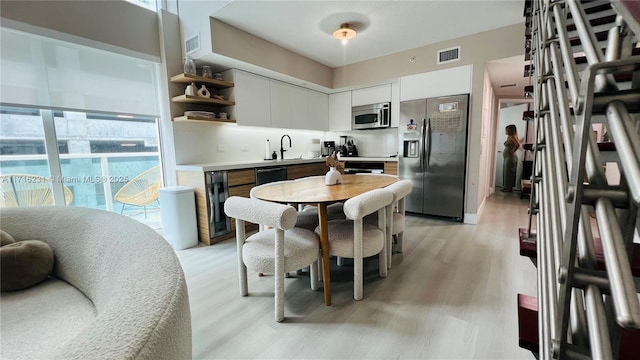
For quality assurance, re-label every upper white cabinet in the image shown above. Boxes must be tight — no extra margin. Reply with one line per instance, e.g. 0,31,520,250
305,90,329,131
291,87,308,129
233,70,271,128
351,84,392,106
270,80,328,131
400,65,472,101
227,69,329,131
328,91,352,131
391,82,400,128
270,80,296,129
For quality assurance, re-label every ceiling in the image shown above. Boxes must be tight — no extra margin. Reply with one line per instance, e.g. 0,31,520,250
198,0,528,97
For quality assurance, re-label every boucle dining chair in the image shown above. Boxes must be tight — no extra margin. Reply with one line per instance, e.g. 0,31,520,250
249,181,319,279
224,196,320,322
292,176,345,231
250,181,320,231
316,188,394,301
383,179,413,267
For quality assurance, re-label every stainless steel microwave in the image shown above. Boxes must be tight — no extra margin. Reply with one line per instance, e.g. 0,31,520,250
352,102,391,130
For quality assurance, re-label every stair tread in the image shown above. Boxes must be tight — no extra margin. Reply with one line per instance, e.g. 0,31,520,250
517,229,640,277
517,294,539,353
592,237,640,276
517,293,640,359
519,228,537,258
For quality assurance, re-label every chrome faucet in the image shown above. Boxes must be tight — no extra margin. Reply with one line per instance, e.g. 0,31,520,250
280,134,291,160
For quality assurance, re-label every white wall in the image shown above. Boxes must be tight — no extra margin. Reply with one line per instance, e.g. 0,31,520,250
174,124,325,164
0,0,160,61
174,124,399,165
473,70,497,222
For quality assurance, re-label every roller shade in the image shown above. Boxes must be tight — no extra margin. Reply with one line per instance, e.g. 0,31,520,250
0,28,159,116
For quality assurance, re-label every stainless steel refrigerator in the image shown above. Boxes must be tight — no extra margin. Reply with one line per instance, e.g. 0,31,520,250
399,94,469,220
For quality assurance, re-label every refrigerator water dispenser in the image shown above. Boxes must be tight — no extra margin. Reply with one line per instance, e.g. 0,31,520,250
402,133,420,158
404,140,419,158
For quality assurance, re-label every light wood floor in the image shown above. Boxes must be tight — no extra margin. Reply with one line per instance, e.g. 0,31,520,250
176,192,537,359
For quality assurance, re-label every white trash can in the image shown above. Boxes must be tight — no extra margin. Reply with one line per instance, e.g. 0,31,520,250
159,186,198,250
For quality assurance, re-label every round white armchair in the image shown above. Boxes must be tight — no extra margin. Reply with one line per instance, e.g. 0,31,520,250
0,206,191,359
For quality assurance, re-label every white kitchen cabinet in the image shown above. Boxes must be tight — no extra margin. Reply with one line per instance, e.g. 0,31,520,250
305,90,328,131
233,70,271,128
270,80,308,130
328,91,351,131
391,82,400,128
270,81,294,129
351,84,392,106
400,65,472,101
292,87,308,128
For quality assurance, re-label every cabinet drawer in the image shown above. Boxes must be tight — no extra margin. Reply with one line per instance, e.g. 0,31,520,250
384,162,398,175
287,163,327,179
229,183,254,198
228,169,255,187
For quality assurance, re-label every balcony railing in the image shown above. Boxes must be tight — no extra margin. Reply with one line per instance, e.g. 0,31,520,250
0,152,160,212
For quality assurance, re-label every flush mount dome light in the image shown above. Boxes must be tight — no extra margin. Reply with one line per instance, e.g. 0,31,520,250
333,23,356,45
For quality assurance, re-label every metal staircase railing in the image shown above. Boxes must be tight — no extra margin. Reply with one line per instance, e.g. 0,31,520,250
526,0,640,359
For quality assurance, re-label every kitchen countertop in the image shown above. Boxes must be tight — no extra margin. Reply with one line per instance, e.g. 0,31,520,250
175,157,326,172
175,155,398,172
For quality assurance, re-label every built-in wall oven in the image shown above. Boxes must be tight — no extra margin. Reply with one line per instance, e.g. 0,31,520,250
206,171,230,238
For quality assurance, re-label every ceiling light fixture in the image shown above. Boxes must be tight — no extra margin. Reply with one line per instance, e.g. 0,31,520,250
333,23,356,45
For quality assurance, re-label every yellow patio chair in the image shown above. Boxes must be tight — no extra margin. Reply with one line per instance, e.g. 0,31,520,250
0,174,73,207
114,166,161,218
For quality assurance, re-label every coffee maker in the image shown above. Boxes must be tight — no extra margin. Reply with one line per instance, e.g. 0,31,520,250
346,139,358,157
322,141,335,156
339,136,358,157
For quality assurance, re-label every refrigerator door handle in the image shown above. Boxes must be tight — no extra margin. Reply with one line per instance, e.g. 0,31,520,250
424,118,431,169
420,118,426,169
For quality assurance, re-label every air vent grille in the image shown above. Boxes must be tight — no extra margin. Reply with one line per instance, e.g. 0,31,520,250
437,46,460,64
185,33,200,55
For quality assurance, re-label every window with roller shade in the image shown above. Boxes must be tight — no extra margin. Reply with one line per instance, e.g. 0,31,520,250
0,28,162,222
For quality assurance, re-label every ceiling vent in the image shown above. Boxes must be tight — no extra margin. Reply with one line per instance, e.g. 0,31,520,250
185,33,200,55
437,46,460,65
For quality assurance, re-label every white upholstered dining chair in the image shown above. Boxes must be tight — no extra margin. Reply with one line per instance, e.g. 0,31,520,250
292,176,345,231
316,188,394,301
383,179,413,267
224,196,320,322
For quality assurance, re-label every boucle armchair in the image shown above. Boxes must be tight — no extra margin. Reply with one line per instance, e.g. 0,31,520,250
0,206,191,360
317,188,393,301
224,196,320,322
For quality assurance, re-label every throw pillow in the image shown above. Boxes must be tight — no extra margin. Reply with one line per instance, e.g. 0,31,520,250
1,239,54,292
0,229,15,246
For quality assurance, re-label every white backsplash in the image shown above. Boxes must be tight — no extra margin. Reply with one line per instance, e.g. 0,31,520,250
174,123,399,164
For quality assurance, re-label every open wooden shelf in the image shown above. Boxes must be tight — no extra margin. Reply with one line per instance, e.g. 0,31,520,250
170,73,234,89
170,72,236,125
171,95,235,106
173,116,236,124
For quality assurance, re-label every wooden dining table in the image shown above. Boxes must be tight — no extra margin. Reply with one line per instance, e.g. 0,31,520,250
251,174,398,305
